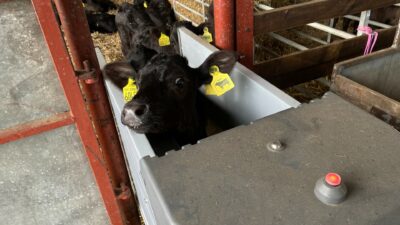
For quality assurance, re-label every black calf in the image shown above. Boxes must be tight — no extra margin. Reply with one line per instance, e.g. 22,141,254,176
115,3,176,58
103,51,237,146
85,11,117,33
83,0,116,12
135,0,176,31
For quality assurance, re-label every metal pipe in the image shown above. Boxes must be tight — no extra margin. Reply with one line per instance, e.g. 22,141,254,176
236,0,254,67
214,0,235,50
0,112,74,145
269,32,309,51
295,30,328,45
256,4,356,39
51,1,140,224
31,1,126,225
327,18,335,43
344,15,391,29
309,22,356,39
394,19,400,47
193,0,210,7
357,10,371,36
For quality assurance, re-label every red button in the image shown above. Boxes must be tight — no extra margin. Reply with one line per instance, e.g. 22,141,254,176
325,173,341,186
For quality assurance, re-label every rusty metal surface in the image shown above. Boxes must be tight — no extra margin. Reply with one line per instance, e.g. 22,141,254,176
51,1,140,223
214,0,235,50
0,0,69,130
236,0,254,68
140,93,400,225
0,111,74,144
30,1,139,224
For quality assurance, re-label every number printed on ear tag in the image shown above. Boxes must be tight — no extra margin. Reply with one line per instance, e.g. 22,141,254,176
123,78,138,102
202,27,213,43
205,65,235,96
159,33,171,46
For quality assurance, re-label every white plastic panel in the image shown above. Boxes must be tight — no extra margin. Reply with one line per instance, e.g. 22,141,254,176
178,28,300,125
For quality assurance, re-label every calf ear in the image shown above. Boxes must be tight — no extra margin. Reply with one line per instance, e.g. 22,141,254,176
103,61,137,89
197,50,238,84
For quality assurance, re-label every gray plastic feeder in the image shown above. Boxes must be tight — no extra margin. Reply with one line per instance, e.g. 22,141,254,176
99,28,300,225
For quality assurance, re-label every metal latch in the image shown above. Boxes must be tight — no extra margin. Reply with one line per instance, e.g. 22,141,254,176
75,60,98,84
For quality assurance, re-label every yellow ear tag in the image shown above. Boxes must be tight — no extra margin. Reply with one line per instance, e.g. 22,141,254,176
205,65,235,96
123,78,138,102
202,27,213,43
159,33,171,46
143,1,148,8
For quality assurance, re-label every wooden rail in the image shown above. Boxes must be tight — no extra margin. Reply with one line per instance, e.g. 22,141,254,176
254,0,400,35
253,27,397,88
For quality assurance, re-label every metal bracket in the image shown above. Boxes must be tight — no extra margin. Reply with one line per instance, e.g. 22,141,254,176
116,183,132,201
75,60,98,84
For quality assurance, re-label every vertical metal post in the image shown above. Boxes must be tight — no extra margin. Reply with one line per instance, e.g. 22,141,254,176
214,0,235,50
394,19,400,47
327,18,335,43
236,0,254,68
201,0,206,22
357,10,371,36
31,1,141,225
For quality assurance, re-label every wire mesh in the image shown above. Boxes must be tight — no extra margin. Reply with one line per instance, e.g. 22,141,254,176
172,0,211,25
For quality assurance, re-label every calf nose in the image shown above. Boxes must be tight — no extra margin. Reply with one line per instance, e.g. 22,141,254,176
121,103,148,125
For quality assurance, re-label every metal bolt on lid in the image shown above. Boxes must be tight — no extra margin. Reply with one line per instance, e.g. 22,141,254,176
314,172,347,205
267,141,285,152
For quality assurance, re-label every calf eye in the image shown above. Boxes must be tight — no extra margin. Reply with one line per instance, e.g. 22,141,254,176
175,78,185,88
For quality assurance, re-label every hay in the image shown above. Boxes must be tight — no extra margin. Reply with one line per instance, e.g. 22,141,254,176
91,32,123,63
90,0,130,63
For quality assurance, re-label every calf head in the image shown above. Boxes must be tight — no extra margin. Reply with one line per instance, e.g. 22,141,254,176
116,3,176,57
103,51,237,137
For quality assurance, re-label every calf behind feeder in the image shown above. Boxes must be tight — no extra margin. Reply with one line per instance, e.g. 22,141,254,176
115,3,176,58
83,0,117,33
103,51,237,155
116,1,215,59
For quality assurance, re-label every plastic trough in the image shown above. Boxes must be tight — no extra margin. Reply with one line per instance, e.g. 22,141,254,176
98,28,300,225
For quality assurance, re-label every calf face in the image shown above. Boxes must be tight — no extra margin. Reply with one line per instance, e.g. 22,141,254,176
146,0,176,31
103,51,237,142
116,3,176,57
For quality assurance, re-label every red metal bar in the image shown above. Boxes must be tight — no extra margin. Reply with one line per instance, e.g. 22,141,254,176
236,0,254,68
30,1,140,225
214,0,235,50
50,1,140,223
0,112,74,145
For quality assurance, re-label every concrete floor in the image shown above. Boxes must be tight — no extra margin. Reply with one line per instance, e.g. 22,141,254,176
0,0,69,129
0,126,110,225
0,0,111,224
